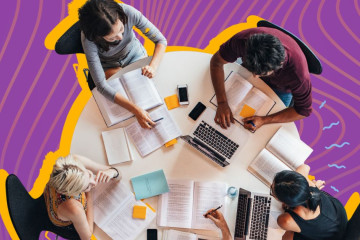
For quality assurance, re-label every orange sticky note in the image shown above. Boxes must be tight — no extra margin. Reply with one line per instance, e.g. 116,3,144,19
165,138,177,147
164,94,180,110
133,205,147,219
239,104,256,118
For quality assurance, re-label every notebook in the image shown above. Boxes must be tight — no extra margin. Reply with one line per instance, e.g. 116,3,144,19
101,127,134,165
93,181,156,240
91,68,163,127
248,127,313,187
157,179,228,231
125,105,182,157
131,169,169,200
163,229,220,240
210,71,276,124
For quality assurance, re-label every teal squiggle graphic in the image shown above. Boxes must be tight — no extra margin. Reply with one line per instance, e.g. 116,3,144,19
328,164,346,169
331,186,339,192
325,142,350,150
319,100,326,109
323,121,340,130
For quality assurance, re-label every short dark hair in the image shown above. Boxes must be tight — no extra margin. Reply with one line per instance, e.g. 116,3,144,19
78,0,128,51
273,170,321,211
242,33,285,75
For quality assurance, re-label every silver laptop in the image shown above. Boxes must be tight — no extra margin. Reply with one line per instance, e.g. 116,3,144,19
234,188,274,240
181,108,248,167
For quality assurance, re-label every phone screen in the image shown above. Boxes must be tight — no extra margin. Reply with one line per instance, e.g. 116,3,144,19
188,102,206,120
147,229,157,240
178,87,188,102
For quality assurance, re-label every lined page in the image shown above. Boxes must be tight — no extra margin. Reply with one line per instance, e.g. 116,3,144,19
157,180,194,229
192,182,227,230
248,149,292,187
125,105,181,156
93,182,155,240
121,68,162,110
266,127,313,169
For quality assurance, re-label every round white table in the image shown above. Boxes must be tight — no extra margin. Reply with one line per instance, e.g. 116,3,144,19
71,51,299,240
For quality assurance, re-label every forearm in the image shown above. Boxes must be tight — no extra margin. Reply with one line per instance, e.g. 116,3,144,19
85,192,94,234
149,43,166,70
221,226,232,240
263,107,305,124
210,56,227,103
114,92,141,115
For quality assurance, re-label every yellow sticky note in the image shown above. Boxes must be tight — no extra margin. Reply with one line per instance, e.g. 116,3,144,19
165,138,177,147
133,205,147,219
144,27,150,33
239,104,256,118
164,94,180,110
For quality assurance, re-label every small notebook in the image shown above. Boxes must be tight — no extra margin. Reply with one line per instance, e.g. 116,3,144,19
93,181,156,240
157,179,228,231
248,127,313,187
131,169,169,200
92,68,163,127
102,128,134,165
210,71,276,124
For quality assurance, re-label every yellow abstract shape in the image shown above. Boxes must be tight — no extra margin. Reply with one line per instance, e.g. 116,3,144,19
308,175,315,181
239,104,256,118
165,138,177,147
144,27,150,33
345,192,360,220
44,231,51,240
133,205,147,219
164,94,180,110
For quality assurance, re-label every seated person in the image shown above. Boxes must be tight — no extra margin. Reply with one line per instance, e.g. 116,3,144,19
210,27,312,131
205,164,347,240
44,154,121,239
78,0,167,129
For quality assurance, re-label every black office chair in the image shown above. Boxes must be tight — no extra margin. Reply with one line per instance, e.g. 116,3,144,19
54,21,95,90
257,20,322,75
6,174,80,240
345,203,360,240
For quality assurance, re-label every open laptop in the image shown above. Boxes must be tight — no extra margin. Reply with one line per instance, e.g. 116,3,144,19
234,188,275,240
180,108,249,167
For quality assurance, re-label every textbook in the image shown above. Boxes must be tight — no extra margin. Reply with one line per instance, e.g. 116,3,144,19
210,71,276,124
163,229,220,240
93,181,156,240
92,68,163,127
101,127,135,165
157,179,228,231
125,105,181,157
248,127,313,187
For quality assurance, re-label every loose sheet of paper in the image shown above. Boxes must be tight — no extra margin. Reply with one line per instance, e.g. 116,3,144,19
102,128,133,165
125,105,181,156
164,229,197,240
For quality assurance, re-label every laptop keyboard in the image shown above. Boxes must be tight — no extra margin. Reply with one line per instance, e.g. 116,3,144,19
249,196,271,240
234,194,248,238
193,121,239,159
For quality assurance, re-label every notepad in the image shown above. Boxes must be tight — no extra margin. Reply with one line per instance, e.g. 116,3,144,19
133,205,147,219
164,94,180,110
131,169,169,200
102,128,134,165
239,104,256,118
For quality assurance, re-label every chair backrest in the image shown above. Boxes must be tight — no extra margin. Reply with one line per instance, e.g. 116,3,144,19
257,20,322,75
55,21,84,55
345,203,360,240
6,174,80,240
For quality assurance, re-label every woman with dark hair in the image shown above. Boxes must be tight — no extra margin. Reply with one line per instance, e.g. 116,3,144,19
78,0,167,129
272,164,348,240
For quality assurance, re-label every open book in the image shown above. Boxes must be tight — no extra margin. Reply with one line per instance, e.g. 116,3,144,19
102,128,135,165
210,72,275,124
93,181,156,240
125,105,181,157
92,68,163,127
157,179,228,231
248,127,313,187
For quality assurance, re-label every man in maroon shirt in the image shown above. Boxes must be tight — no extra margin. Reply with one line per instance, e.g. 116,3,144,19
210,27,312,131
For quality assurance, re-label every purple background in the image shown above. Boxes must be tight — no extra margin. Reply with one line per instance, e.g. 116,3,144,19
1,0,359,239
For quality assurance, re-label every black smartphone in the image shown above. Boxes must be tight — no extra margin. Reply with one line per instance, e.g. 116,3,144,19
188,102,206,121
147,229,157,240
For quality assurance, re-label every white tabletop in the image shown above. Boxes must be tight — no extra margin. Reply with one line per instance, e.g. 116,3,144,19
70,51,299,240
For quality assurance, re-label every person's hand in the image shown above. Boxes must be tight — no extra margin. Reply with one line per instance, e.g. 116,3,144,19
95,169,117,183
204,209,229,232
215,102,234,129
141,65,156,78
312,179,325,190
242,116,267,131
134,108,156,129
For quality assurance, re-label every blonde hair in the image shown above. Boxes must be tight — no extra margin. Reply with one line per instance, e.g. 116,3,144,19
48,155,88,196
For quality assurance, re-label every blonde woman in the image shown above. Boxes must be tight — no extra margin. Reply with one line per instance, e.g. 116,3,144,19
44,154,121,239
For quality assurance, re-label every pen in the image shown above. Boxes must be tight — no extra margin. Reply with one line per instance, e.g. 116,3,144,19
153,117,164,122
248,121,256,127
205,205,223,216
